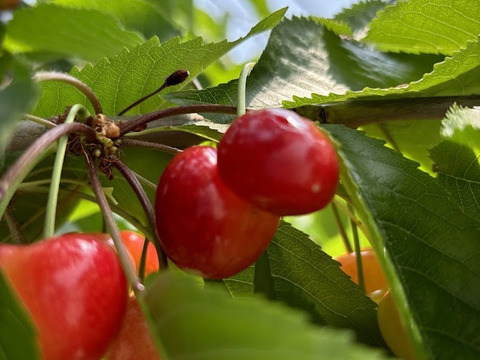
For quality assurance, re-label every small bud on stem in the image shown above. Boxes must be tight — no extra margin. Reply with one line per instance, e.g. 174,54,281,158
118,69,190,116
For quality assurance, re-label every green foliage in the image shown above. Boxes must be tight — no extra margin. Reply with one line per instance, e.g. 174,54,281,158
33,8,286,117
327,125,480,360
0,60,38,166
0,271,39,360
440,104,480,149
3,3,144,61
364,0,480,54
144,272,389,360
1,0,480,359
46,0,181,41
166,16,441,111
226,221,385,347
430,141,480,222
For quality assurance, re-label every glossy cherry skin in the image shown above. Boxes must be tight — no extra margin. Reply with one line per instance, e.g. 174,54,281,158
217,108,339,216
334,248,388,298
106,297,160,360
378,291,417,360
155,146,280,279
0,233,128,360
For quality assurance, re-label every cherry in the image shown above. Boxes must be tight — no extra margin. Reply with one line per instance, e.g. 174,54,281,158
217,108,339,216
378,291,417,360
106,297,160,360
334,248,388,298
0,233,128,360
155,146,280,279
100,230,159,277
119,230,159,276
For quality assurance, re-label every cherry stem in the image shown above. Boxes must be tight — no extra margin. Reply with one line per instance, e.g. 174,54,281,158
112,158,168,270
349,203,366,294
44,104,90,239
118,69,190,116
0,122,96,220
85,155,144,294
331,202,352,253
237,62,255,117
119,104,238,136
138,239,149,281
34,72,103,114
121,138,181,155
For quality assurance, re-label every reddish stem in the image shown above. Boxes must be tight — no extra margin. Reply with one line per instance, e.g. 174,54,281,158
112,158,168,270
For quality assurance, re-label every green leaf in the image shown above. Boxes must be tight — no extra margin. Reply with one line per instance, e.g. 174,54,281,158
0,60,38,167
284,37,480,108
225,221,385,347
334,0,389,39
430,141,480,223
364,0,480,55
166,16,441,115
3,3,144,62
0,271,40,360
326,125,480,360
46,0,181,41
361,120,443,172
440,104,480,149
144,272,389,360
32,8,287,118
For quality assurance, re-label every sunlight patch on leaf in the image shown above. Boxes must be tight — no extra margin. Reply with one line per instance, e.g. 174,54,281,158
440,104,480,150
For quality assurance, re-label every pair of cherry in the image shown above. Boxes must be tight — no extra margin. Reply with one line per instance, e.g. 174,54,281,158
155,108,339,279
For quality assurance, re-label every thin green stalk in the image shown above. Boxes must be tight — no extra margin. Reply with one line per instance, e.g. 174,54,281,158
237,62,255,117
21,185,153,241
18,178,87,190
349,204,365,294
44,104,90,239
85,155,144,294
0,122,96,220
23,114,56,128
331,201,352,253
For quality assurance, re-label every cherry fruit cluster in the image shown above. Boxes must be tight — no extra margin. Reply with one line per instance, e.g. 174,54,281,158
155,108,339,279
0,231,160,360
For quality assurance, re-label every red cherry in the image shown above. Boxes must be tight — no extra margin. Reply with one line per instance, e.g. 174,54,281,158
334,248,388,297
217,108,339,216
106,297,160,360
378,291,417,360
100,231,159,277
155,146,280,279
119,230,159,276
0,233,128,360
